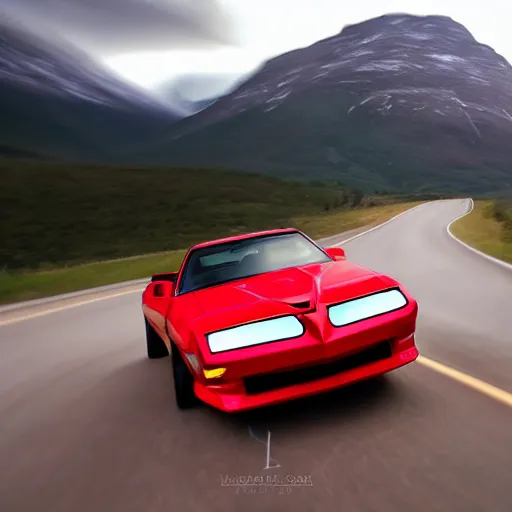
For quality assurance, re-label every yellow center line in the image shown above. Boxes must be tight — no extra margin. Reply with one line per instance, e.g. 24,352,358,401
0,288,146,327
2,295,512,410
416,355,512,408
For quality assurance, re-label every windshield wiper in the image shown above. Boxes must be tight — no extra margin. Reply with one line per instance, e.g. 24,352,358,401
181,273,265,295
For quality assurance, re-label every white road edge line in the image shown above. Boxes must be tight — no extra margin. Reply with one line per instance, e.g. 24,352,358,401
1,201,432,325
329,201,431,247
446,198,512,272
0,278,150,314
4,199,512,411
0,288,146,327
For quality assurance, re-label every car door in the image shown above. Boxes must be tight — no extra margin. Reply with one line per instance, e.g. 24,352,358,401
142,281,174,347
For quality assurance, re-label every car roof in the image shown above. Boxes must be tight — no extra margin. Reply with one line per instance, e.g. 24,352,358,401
190,228,303,250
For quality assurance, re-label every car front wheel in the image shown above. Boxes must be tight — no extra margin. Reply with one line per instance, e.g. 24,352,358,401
171,343,199,409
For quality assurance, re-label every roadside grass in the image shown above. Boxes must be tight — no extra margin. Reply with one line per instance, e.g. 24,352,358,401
451,200,512,264
0,251,187,304
293,201,423,239
0,201,421,304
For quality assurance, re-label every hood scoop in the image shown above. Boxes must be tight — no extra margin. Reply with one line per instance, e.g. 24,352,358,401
289,300,311,309
284,299,316,313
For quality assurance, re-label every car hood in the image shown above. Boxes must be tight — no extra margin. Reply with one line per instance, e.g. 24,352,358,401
192,260,395,321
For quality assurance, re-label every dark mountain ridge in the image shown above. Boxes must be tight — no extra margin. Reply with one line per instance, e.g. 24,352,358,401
0,19,180,161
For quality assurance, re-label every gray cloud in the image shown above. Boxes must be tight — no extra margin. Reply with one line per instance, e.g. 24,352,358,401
0,0,236,55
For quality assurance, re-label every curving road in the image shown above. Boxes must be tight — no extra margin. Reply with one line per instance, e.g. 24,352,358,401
1,199,511,512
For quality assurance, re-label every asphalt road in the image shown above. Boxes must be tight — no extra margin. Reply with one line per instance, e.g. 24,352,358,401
1,199,511,512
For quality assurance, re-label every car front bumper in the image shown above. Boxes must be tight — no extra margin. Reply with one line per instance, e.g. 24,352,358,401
193,333,418,412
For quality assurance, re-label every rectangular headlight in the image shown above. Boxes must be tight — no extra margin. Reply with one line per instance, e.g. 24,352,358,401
207,315,304,354
328,288,407,327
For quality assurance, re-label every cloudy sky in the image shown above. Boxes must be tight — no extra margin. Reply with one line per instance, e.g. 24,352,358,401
1,0,511,96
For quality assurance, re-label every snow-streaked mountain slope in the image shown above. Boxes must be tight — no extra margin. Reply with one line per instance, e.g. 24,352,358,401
138,14,512,194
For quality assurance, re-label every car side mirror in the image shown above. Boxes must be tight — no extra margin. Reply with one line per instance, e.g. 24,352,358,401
151,271,178,283
325,247,346,261
151,281,174,298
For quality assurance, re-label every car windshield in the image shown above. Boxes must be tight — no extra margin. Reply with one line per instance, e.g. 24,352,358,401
178,232,331,294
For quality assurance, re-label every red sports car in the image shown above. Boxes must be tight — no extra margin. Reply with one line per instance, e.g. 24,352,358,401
142,228,419,412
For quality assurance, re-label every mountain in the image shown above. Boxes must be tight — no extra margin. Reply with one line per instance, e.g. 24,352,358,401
180,96,222,115
138,14,512,194
155,72,250,115
0,19,180,162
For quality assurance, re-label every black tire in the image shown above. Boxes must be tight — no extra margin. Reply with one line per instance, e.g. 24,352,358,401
145,317,169,359
171,343,198,409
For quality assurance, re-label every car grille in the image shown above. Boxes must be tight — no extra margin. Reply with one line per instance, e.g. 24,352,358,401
243,341,392,395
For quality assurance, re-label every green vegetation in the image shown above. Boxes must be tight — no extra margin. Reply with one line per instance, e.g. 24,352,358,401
1,159,365,271
491,199,512,243
291,200,423,240
0,158,422,303
0,201,421,304
0,251,186,304
451,199,512,264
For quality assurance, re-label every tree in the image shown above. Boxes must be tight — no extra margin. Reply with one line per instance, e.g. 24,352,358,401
350,188,364,207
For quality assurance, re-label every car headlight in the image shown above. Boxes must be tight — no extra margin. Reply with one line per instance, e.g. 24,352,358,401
328,288,407,327
206,315,304,354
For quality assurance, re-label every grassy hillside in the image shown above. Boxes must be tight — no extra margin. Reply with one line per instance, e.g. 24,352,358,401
0,200,423,304
137,89,512,195
451,199,512,263
1,158,372,271
0,158,429,303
